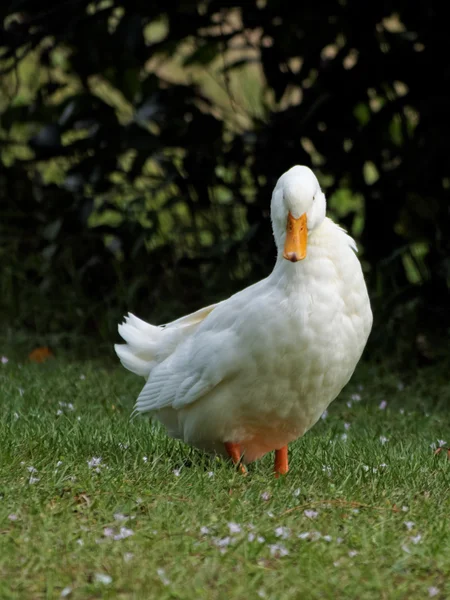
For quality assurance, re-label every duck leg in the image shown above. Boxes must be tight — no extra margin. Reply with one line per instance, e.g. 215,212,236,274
434,447,450,460
274,446,289,477
224,442,247,474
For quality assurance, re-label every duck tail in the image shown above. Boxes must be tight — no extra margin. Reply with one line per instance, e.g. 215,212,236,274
114,313,160,378
115,303,218,379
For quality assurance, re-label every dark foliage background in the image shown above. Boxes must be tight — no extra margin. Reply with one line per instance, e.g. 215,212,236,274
1,0,449,363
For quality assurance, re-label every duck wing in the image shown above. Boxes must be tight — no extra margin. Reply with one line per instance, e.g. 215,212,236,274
132,328,238,415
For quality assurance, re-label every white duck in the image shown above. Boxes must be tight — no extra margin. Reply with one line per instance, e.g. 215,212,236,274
115,166,372,475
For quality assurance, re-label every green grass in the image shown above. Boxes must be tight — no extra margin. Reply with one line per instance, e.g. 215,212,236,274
1,346,450,599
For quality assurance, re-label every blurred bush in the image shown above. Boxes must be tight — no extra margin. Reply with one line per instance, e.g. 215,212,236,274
0,1,448,363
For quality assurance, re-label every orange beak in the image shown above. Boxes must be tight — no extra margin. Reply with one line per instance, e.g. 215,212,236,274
283,212,307,262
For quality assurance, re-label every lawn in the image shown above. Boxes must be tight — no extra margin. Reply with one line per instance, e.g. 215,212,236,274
1,344,449,599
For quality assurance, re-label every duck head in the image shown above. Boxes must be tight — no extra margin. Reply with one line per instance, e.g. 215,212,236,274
270,166,326,262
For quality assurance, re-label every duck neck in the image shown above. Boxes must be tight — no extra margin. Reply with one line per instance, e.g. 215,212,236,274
272,254,309,282
270,251,314,296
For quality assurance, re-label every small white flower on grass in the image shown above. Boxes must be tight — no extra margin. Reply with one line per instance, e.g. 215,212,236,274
123,552,134,563
410,534,422,545
207,471,214,478
399,408,405,415
114,513,129,522
298,532,310,540
257,589,267,598
379,436,389,444
267,511,274,518
157,568,170,586
76,539,84,546
429,440,446,450
341,433,348,441
103,527,114,538
80,374,86,380
323,535,332,542
344,422,351,430
113,527,134,541
379,463,388,469
321,410,328,420
56,409,63,416
1,356,8,364
404,521,415,531
268,543,289,557
87,457,102,469
248,533,255,542
293,487,301,497
228,522,241,534
304,510,319,519
260,491,271,501
27,466,37,473
214,536,231,548
322,465,332,476
13,412,19,420
274,526,290,539
348,550,358,557
257,535,265,543
94,573,112,585
142,456,148,463
352,509,360,514
8,514,18,521
173,468,181,477
336,537,344,544
401,544,411,554
118,443,129,450
56,460,63,467
379,400,388,410
402,506,409,512
346,401,352,408
60,587,72,597
351,393,361,402
428,587,440,597
200,526,210,535
29,477,40,484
